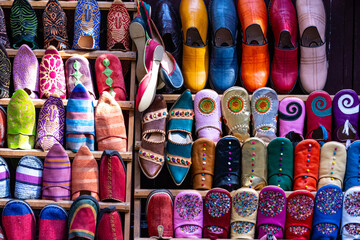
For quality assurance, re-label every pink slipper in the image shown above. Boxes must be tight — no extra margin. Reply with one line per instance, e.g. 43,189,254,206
279,97,305,141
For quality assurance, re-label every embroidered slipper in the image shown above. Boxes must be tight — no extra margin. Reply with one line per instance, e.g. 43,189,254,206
72,145,99,201
0,7,10,48
285,191,315,239
39,204,68,240
13,44,40,99
213,136,241,191
0,43,10,98
306,90,332,142
66,83,95,152
2,199,36,240
96,206,123,240
36,95,65,151
203,188,231,239
15,155,43,199
166,90,194,186
279,97,305,143
42,143,71,201
345,141,360,191
65,56,96,99
68,195,99,240
257,186,287,239
146,189,174,238
39,46,66,99
174,190,203,238
73,0,100,50
95,91,127,152
293,139,320,191
333,89,359,145
341,186,360,240
0,156,10,198
7,89,36,149
95,54,127,101
267,138,293,191
242,137,267,190
0,106,6,147
318,141,346,189
99,150,126,202
43,0,69,50
191,138,215,190
312,185,343,239
194,89,222,142
251,87,278,143
230,188,259,239
10,0,38,49
221,86,251,143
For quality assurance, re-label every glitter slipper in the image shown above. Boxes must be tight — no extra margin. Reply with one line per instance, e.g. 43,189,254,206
341,186,360,240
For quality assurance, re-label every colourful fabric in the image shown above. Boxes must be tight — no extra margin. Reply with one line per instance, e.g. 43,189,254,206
0,6,10,48
0,156,10,198
96,207,124,240
66,83,95,152
42,143,71,201
7,89,36,149
0,43,10,98
15,155,43,199
0,106,6,147
39,204,68,240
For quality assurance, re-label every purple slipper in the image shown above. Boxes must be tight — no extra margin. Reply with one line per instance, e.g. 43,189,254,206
279,97,305,142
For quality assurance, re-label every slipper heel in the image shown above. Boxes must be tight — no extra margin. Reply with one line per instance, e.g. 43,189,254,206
130,22,146,81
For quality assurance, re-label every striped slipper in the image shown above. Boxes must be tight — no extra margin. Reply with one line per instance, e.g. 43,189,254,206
96,207,123,240
15,155,43,199
42,143,71,201
39,204,68,240
0,156,10,198
66,83,95,152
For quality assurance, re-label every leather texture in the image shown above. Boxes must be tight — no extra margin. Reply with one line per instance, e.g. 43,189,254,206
191,138,215,190
96,207,123,240
279,97,305,141
344,141,360,191
341,186,360,240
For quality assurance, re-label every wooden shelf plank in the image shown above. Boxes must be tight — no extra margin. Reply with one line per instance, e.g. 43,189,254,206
0,149,132,161
0,1,137,11
5,49,136,60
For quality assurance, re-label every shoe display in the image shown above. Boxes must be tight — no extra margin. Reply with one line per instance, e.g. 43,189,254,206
344,141,360,191
130,16,148,82
0,156,10,198
341,186,360,240
38,204,68,240
0,6,9,48
97,207,124,240
0,43,10,98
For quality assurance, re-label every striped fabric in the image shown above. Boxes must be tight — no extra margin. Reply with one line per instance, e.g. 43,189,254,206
42,143,71,201
15,155,43,199
66,83,95,152
71,145,99,200
95,91,127,152
0,157,10,198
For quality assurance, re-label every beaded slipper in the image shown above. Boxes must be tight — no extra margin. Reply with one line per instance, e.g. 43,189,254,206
341,186,360,240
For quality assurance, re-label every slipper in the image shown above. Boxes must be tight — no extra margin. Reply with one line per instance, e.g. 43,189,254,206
7,89,36,149
221,86,251,143
97,207,123,240
0,43,10,98
68,195,99,240
257,186,287,239
306,90,332,142
230,188,259,239
0,156,10,198
2,199,36,240
344,141,360,191
72,145,99,201
15,155,43,199
36,95,65,151
166,90,194,186
260,234,277,240
43,0,69,50
39,204,68,240
42,143,71,201
99,150,126,202
146,189,174,238
333,89,359,145
0,6,10,48
312,185,343,239
66,83,95,152
10,0,38,49
285,191,315,239
341,186,360,240
293,139,320,191
39,46,66,99
65,56,96,99
267,138,293,191
242,137,267,190
191,138,215,190
95,54,127,101
318,141,347,189
73,0,100,50
279,97,305,143
174,190,203,238
203,188,232,239
95,91,127,152
0,106,6,147
213,136,241,191
251,87,278,143
194,89,222,142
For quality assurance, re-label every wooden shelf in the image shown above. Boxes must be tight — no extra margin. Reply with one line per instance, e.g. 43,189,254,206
0,1,137,11
5,49,136,60
0,148,132,161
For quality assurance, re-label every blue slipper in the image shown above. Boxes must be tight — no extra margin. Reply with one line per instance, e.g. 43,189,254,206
0,156,10,198
344,141,360,191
